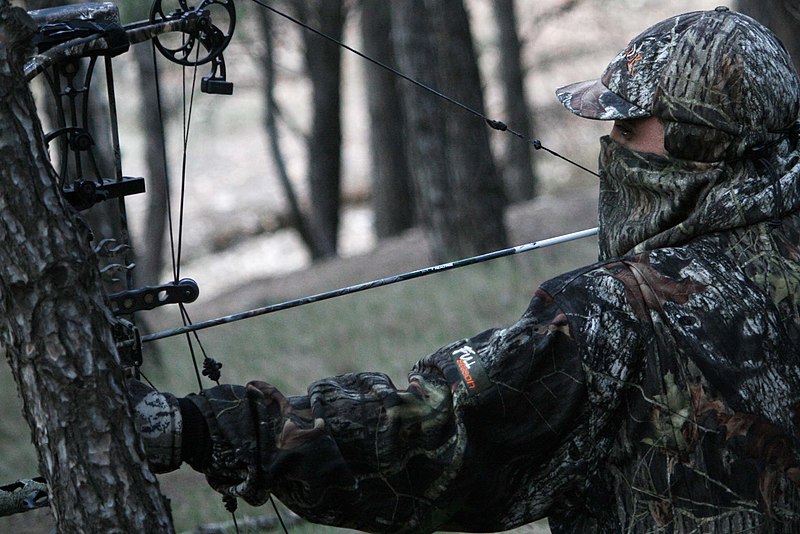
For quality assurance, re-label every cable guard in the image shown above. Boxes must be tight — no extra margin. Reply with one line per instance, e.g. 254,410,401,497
108,278,200,315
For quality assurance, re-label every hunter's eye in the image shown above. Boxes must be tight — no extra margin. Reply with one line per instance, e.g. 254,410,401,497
614,122,634,138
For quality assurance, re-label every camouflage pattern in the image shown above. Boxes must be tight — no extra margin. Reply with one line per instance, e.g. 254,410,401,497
172,125,800,532
131,8,800,533
128,379,182,473
543,216,800,532
557,8,800,161
182,174,800,531
597,128,800,259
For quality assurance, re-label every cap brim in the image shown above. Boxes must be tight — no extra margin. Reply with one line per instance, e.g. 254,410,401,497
556,79,650,120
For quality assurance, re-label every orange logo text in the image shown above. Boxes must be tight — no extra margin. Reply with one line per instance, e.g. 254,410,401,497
454,347,479,390
626,45,643,76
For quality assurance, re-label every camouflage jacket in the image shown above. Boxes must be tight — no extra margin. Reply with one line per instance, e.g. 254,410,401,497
168,136,800,533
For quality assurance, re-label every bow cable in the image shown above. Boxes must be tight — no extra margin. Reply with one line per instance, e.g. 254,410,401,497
149,32,221,391
150,27,242,532
128,2,605,362
249,0,600,179
144,0,604,351
134,2,604,381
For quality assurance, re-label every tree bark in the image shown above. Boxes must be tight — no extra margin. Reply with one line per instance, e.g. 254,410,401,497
492,0,537,201
298,0,344,260
389,0,457,261
0,4,174,532
429,0,508,255
391,0,508,262
360,0,414,238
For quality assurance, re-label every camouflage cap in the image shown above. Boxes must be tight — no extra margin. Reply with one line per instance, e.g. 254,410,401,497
556,7,800,146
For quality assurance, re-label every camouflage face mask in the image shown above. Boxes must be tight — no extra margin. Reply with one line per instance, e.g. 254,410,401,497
597,136,723,259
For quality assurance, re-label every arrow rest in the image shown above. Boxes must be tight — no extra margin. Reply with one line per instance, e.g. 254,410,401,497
113,318,143,369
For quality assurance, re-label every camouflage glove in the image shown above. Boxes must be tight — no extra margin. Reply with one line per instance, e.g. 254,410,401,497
128,379,183,473
180,381,286,506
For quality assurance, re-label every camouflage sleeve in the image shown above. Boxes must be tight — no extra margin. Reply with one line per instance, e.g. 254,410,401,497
182,288,591,532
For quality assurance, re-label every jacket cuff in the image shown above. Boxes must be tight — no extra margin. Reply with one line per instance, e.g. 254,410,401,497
131,387,183,473
178,396,212,471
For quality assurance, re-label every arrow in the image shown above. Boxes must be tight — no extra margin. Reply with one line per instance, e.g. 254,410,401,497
140,227,598,343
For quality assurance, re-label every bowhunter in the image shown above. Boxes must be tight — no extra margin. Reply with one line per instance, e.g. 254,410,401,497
132,8,800,533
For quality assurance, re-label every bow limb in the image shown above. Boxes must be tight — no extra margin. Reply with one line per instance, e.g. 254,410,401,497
24,18,189,80
23,1,231,81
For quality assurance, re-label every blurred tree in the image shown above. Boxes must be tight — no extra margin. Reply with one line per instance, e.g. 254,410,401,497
360,0,415,238
428,0,509,254
492,0,537,201
389,1,458,261
391,0,508,262
130,41,170,287
297,0,346,259
735,0,800,73
114,0,172,288
0,3,174,531
256,4,315,253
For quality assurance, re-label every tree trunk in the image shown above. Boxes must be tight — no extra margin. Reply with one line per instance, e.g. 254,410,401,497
392,0,507,261
735,0,800,74
429,0,508,254
389,0,458,262
256,5,315,252
299,0,344,260
0,4,174,532
492,0,537,201
132,41,169,288
360,0,414,238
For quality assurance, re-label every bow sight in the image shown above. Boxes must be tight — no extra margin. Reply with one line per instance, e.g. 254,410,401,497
22,0,236,369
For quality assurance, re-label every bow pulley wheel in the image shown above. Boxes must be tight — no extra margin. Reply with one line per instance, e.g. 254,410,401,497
149,0,235,67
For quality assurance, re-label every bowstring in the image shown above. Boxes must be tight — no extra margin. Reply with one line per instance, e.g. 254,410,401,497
152,31,208,391
138,0,605,344
150,38,208,392
164,29,240,533
148,36,212,393
148,1,602,347
176,38,199,284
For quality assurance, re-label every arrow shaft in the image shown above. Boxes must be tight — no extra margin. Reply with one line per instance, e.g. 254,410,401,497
140,227,598,343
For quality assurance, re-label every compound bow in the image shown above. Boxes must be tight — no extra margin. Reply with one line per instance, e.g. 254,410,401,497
1,0,236,518
2,0,599,525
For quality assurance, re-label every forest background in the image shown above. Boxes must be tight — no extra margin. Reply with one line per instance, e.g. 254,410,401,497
1,0,797,532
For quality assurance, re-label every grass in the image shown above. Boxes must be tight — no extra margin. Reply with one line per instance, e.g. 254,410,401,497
0,235,597,533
